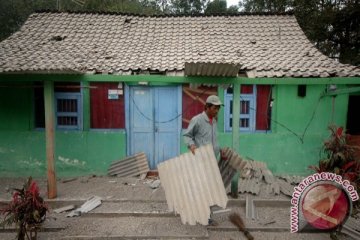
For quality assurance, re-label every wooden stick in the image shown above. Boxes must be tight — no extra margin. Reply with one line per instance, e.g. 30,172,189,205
229,213,254,240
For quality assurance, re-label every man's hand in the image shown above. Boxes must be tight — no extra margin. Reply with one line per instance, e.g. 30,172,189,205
189,144,196,155
220,148,228,161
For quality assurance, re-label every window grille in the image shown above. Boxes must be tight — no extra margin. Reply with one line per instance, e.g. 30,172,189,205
224,86,256,132
55,93,82,130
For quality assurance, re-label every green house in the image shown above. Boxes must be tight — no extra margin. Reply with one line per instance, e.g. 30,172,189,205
0,11,359,179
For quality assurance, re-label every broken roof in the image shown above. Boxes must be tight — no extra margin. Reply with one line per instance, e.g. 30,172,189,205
0,11,359,78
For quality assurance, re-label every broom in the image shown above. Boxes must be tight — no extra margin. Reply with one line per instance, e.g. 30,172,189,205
229,213,254,240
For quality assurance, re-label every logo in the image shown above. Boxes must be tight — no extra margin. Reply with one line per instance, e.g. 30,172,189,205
290,172,359,233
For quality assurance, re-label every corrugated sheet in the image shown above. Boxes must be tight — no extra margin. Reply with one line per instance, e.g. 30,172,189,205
218,147,247,188
107,152,149,177
67,196,102,217
158,144,228,225
343,217,360,239
184,62,241,77
238,178,261,195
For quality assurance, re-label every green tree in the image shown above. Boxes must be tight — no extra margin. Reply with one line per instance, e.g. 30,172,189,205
0,0,164,41
292,0,360,65
0,0,33,40
169,0,209,14
239,0,360,65
240,0,291,12
205,0,227,13
228,5,240,13
205,0,239,14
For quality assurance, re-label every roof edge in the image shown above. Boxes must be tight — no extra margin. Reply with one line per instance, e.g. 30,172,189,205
34,9,294,18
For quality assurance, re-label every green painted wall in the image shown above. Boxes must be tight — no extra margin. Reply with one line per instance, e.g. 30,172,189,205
0,82,34,131
181,85,349,176
0,81,353,177
0,130,126,177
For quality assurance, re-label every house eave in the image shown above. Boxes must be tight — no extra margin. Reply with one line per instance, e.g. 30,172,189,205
0,73,359,85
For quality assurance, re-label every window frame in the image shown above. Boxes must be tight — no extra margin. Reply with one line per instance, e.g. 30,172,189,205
224,86,257,132
54,92,83,130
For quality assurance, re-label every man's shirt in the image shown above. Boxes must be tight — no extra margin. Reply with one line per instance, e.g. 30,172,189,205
183,111,220,157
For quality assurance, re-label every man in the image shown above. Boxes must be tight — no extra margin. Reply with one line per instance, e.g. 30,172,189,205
183,95,223,158
183,95,224,226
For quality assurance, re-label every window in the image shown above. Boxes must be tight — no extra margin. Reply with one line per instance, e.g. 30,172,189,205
34,82,82,130
224,85,272,132
225,86,256,132
55,92,82,129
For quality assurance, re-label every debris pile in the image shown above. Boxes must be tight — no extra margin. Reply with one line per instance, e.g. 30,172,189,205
238,159,303,197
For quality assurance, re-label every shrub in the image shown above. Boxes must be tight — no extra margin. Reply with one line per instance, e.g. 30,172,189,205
0,177,48,240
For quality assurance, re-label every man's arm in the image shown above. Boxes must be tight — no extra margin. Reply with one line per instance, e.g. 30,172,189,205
183,118,197,154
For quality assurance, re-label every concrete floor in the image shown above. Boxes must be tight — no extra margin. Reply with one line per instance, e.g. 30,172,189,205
0,176,356,239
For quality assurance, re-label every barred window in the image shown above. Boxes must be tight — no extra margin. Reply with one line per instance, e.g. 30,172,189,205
55,93,82,129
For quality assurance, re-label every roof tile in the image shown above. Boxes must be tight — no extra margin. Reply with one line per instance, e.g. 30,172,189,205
0,12,359,77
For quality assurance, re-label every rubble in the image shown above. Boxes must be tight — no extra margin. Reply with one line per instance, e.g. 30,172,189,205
66,196,102,217
237,158,303,198
53,205,76,214
149,179,161,189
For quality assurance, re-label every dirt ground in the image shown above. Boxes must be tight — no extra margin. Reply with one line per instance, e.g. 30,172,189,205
0,175,357,239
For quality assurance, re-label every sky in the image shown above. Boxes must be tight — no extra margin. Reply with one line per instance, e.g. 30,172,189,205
227,0,240,7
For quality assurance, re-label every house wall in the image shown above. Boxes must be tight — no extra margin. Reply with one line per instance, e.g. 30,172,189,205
0,84,127,177
0,81,350,177
214,85,348,175
181,85,348,175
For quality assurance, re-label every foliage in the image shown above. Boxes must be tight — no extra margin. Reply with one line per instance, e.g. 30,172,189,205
240,0,291,12
0,177,48,240
205,0,240,14
293,0,360,66
241,0,360,66
309,125,360,205
169,0,209,14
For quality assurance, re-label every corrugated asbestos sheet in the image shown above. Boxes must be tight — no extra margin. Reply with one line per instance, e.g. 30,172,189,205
218,147,247,188
184,62,242,77
158,144,228,225
107,152,149,177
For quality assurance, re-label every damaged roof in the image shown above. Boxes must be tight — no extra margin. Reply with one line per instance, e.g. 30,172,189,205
0,11,359,78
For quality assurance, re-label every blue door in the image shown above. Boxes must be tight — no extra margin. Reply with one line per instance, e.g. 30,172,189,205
127,86,181,169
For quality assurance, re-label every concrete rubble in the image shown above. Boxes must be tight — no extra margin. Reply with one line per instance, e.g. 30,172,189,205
238,158,302,197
